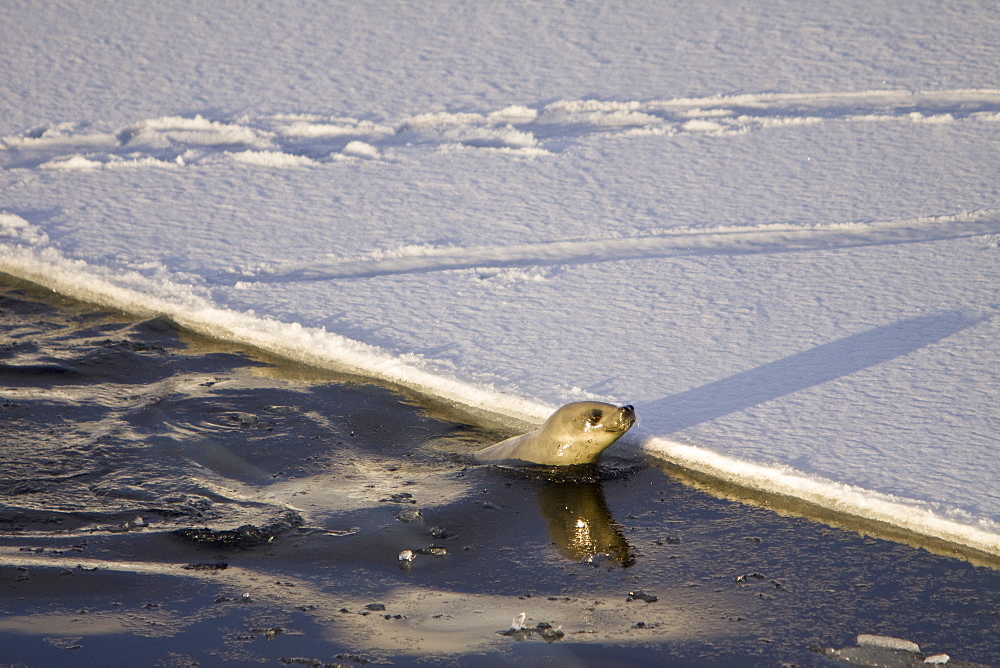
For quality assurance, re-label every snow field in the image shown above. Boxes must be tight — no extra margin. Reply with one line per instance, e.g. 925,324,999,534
1,1,998,555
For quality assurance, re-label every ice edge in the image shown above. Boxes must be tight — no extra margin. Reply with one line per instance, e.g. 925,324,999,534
642,434,1000,559
1,244,997,559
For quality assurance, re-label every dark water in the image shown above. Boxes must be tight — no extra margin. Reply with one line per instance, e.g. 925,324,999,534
1,274,998,667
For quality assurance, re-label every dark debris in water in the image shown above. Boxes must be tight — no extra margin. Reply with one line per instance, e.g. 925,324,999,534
173,511,304,549
174,525,273,549
227,411,260,427
280,658,324,666
99,337,169,355
501,620,565,643
379,492,416,504
278,654,373,666
626,590,658,603
250,626,284,640
181,562,228,571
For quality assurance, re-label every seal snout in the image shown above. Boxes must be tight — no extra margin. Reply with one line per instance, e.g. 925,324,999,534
623,405,635,420
612,404,636,431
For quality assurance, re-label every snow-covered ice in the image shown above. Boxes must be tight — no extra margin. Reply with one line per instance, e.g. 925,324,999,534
1,1,998,554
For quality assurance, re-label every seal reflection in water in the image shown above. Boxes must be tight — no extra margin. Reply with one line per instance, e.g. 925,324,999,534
538,483,634,566
474,402,636,466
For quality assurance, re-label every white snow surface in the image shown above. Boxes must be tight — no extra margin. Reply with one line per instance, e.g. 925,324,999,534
1,1,998,554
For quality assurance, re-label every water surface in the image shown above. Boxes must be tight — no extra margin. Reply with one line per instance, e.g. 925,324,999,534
1,274,997,666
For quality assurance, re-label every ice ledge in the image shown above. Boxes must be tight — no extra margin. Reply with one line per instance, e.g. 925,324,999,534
641,434,1000,562
2,243,998,562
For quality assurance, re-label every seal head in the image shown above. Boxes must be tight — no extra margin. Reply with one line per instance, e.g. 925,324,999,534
475,402,636,466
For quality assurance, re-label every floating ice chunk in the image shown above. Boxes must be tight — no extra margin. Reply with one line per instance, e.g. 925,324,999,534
537,622,564,642
924,655,950,664
228,412,260,427
856,634,921,653
396,508,422,523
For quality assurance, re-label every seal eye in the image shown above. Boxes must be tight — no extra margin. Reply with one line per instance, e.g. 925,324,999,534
585,409,603,427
